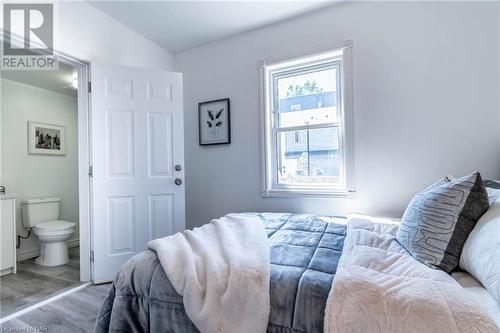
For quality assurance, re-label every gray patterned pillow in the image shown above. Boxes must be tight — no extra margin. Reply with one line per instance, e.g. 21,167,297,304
396,172,489,273
484,179,500,189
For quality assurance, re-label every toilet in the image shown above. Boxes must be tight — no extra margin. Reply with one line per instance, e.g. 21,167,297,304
21,197,76,267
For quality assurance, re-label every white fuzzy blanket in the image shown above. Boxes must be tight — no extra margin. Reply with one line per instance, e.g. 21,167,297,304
324,214,499,333
148,213,270,333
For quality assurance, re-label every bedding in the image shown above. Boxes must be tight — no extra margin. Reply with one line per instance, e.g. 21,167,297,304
325,214,499,333
95,213,347,333
485,179,500,189
460,181,500,304
95,211,499,333
485,180,500,203
397,172,489,273
452,271,500,329
148,213,270,333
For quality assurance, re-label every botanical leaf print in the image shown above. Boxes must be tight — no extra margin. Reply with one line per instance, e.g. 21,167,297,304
204,104,226,141
206,108,224,128
207,110,215,121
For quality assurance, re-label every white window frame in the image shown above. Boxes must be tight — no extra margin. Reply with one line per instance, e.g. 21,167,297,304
259,41,355,198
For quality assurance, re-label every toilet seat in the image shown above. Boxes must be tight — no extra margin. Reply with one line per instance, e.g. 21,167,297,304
35,220,76,231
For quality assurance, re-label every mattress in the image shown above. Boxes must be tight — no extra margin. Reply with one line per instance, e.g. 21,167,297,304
452,271,500,328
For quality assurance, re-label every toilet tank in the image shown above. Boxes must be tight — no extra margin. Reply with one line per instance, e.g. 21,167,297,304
21,197,61,228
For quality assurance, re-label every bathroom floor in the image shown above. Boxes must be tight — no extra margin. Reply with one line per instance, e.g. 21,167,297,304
0,246,82,318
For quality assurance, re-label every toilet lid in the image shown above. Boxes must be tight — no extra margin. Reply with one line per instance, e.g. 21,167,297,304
35,220,76,230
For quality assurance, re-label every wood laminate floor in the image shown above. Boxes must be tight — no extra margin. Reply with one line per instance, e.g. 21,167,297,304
0,247,82,317
0,283,110,333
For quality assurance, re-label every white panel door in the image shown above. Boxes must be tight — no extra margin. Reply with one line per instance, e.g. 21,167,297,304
91,63,185,283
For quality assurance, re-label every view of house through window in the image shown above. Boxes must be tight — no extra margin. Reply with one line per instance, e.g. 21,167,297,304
275,65,342,185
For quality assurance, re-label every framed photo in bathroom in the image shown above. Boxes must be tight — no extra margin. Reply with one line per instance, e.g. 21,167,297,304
28,121,66,156
198,98,231,146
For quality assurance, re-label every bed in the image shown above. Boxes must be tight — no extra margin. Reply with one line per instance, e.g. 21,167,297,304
452,271,500,328
95,213,348,333
96,209,500,333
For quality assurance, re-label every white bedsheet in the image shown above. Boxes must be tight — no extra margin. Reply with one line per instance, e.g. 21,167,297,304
452,271,500,329
324,214,499,333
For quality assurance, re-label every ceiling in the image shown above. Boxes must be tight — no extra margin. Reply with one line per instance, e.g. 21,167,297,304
89,1,333,53
1,62,77,97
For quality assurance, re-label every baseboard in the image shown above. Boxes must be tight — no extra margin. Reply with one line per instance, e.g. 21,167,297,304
17,239,80,262
67,238,79,248
17,248,40,262
0,267,15,276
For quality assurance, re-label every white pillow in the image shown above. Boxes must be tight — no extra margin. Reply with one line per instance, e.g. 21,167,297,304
460,190,500,304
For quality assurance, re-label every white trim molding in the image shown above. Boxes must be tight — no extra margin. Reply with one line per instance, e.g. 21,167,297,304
17,240,80,262
259,41,355,198
16,248,40,262
67,238,80,248
0,282,90,324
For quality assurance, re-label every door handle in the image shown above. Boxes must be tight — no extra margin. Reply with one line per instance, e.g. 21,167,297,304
175,178,182,185
175,164,182,172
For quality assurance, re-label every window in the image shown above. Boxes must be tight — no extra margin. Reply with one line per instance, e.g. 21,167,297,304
259,42,354,197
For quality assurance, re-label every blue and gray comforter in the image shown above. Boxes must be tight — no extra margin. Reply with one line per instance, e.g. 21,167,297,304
95,213,346,333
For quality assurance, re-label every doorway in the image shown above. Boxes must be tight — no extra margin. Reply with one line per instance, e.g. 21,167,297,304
0,34,186,320
0,45,91,319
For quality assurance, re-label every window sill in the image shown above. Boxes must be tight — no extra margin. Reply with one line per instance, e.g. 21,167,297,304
261,188,356,199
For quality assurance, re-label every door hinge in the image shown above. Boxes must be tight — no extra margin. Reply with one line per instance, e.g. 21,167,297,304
88,82,92,93
90,250,94,263
88,165,93,177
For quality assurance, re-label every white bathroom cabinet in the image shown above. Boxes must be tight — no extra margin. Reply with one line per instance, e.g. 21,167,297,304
1,194,17,275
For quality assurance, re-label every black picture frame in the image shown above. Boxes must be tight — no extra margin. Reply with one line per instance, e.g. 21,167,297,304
198,98,231,146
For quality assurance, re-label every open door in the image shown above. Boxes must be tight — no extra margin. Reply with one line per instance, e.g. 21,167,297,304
91,63,185,283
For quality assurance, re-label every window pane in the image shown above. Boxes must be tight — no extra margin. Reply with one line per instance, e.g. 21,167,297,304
277,127,342,184
276,68,337,128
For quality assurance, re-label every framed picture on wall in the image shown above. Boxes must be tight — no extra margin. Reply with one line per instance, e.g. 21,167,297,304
198,98,231,146
28,121,66,156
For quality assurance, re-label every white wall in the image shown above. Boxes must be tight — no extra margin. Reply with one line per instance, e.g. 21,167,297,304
0,0,175,70
175,1,500,229
1,79,78,259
